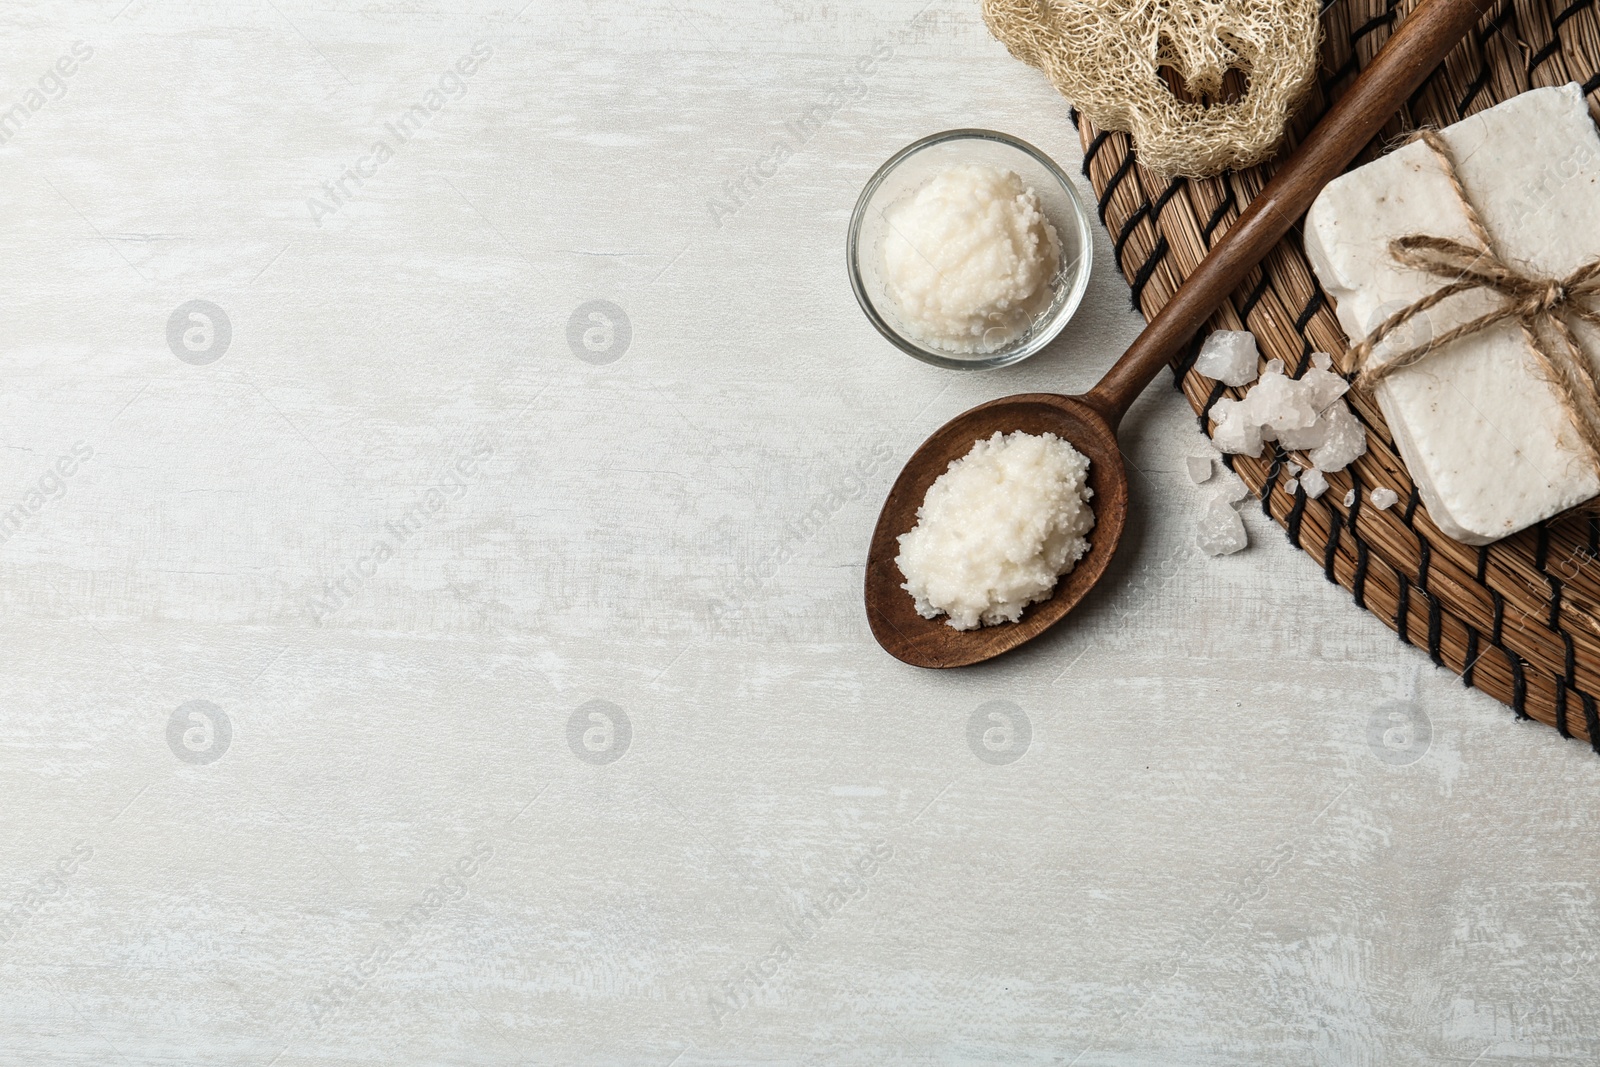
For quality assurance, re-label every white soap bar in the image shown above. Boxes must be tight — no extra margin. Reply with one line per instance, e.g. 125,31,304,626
1304,84,1600,544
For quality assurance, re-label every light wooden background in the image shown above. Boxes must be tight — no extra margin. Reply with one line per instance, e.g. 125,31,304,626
1,1,1596,1063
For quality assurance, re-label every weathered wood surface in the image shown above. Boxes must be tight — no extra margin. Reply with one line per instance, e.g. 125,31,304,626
0,1,1596,1063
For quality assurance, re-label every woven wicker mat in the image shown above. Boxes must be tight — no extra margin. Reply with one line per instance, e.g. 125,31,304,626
1074,0,1600,748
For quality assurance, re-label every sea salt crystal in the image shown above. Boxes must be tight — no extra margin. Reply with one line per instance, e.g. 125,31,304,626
1275,418,1330,452
1304,83,1600,544
1343,488,1357,507
1308,400,1366,472
1250,369,1320,439
1195,331,1260,386
1301,362,1350,411
1285,477,1300,495
1371,487,1400,510
1196,495,1248,556
1186,454,1213,484
1302,468,1329,499
1209,397,1264,457
1216,468,1250,503
1207,360,1367,472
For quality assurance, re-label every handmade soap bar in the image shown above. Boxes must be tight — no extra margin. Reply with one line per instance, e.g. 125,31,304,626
1303,84,1600,545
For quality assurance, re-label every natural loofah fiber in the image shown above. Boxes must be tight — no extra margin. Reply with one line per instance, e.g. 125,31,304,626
983,0,1322,178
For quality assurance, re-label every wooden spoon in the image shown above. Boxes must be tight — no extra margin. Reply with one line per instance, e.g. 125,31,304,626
866,0,1496,668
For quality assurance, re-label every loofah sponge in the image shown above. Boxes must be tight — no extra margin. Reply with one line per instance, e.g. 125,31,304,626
983,0,1321,178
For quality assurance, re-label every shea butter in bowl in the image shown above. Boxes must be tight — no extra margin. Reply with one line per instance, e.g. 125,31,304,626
848,130,1092,370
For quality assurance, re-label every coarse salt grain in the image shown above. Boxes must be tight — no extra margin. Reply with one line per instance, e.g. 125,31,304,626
1302,468,1329,499
1208,397,1264,457
1371,487,1400,510
1186,455,1213,484
1194,330,1261,386
1196,494,1248,556
1206,338,1368,478
1308,402,1367,472
896,430,1094,630
1216,468,1250,503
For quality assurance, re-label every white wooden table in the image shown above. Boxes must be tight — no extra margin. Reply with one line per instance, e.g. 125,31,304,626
2,2,1597,1063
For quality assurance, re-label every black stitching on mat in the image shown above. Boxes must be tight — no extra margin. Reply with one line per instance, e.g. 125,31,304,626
1557,677,1571,737
1082,131,1110,175
1402,486,1421,527
1427,594,1444,666
1552,0,1591,33
1529,37,1563,76
1351,9,1398,41
1129,236,1169,311
1565,630,1578,687
1324,511,1344,582
1239,273,1271,323
1463,627,1479,687
1547,575,1563,629
1290,289,1326,377
1286,484,1308,547
1476,545,1489,584
1526,0,1588,82
1069,107,1080,130
1201,190,1237,246
1297,334,1316,368
1418,540,1432,595
1151,178,1186,222
1454,5,1515,118
1199,379,1229,429
1353,537,1370,609
1174,334,1204,387
1585,692,1600,752
1293,290,1326,335
1481,3,1518,41
1114,205,1151,266
1397,573,1411,645
1491,591,1506,646
1590,514,1599,557
1510,653,1529,719
1585,70,1600,97
1456,65,1493,114
1262,452,1283,516
1099,150,1138,223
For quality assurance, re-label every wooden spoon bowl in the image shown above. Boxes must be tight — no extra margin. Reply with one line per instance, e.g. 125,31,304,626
863,0,1495,667
866,394,1127,668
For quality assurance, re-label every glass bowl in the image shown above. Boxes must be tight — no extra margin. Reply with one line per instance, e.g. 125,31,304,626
847,129,1094,370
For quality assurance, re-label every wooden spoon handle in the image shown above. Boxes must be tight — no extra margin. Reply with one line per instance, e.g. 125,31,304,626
1083,0,1497,426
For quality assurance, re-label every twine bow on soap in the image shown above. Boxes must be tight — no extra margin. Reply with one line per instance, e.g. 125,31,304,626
1345,129,1600,463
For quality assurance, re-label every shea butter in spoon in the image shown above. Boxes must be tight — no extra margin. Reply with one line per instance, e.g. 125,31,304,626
881,164,1061,354
896,430,1094,630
